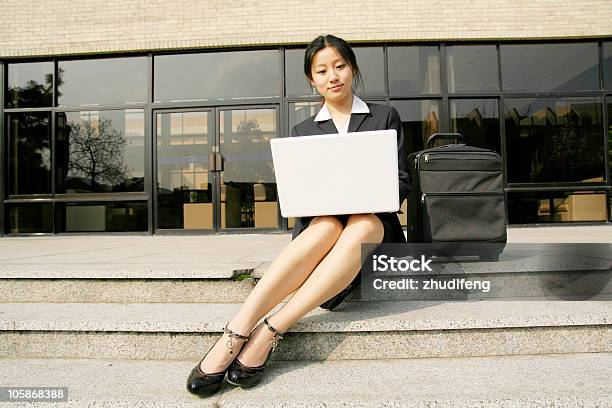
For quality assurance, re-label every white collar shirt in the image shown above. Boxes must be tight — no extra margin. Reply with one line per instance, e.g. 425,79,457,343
314,95,370,134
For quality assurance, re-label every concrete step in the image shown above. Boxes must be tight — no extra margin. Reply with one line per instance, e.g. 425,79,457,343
3,267,609,303
0,276,257,303
1,299,609,361
0,233,281,304
4,244,609,303
0,234,287,277
0,353,610,407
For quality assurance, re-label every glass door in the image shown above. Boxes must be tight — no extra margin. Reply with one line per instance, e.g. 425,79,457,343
218,106,279,231
154,109,216,231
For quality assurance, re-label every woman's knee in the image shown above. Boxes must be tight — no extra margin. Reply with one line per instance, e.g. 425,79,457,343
346,214,384,243
309,216,344,239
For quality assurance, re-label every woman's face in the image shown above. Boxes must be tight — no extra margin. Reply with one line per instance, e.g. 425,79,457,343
309,46,354,104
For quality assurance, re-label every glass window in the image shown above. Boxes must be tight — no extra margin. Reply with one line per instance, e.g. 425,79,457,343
389,100,440,154
156,111,214,230
285,49,311,97
504,97,604,183
508,191,608,224
56,110,145,193
450,99,501,153
604,42,612,90
288,101,321,132
7,62,53,108
388,46,440,95
7,112,52,195
608,101,612,184
58,57,147,107
154,50,280,103
353,47,385,96
6,203,53,233
447,45,499,93
390,99,441,227
57,202,147,232
501,43,599,92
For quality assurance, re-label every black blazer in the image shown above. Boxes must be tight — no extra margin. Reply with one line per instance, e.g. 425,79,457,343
290,102,411,243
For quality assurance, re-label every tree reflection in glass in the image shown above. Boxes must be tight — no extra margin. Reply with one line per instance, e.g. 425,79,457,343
67,117,128,191
8,112,52,195
7,62,55,108
57,110,145,193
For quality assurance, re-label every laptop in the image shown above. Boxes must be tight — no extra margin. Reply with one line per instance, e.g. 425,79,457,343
270,129,399,218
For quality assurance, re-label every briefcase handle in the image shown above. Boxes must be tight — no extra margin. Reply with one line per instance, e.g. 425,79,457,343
426,133,464,148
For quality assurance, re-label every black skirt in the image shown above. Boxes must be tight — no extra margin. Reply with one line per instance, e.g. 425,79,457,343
291,212,406,244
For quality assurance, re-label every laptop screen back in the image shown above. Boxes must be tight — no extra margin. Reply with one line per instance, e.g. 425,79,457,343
270,129,399,218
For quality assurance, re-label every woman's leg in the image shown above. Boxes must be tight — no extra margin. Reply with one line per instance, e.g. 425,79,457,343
199,215,344,373
235,213,384,366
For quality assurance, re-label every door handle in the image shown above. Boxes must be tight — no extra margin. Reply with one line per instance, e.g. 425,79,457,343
215,153,224,172
208,153,217,171
208,153,225,171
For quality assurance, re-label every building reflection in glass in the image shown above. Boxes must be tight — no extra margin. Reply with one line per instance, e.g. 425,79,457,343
56,110,145,193
504,97,604,183
390,100,440,154
451,99,500,153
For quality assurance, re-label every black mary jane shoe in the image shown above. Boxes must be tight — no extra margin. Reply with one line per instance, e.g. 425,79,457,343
186,323,250,398
226,317,284,389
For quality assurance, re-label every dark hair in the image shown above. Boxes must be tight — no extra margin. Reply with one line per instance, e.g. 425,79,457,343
304,35,364,97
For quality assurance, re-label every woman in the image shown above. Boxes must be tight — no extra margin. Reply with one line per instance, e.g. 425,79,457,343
187,34,410,398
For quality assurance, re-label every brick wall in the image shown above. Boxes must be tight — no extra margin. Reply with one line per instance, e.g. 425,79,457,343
1,0,611,57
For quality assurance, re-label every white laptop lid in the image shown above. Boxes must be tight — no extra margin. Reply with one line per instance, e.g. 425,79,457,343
270,129,399,218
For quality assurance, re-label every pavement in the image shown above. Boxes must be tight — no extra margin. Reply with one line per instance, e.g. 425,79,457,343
1,353,610,407
0,225,610,277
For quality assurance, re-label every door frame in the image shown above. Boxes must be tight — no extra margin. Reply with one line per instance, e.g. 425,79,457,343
152,104,281,234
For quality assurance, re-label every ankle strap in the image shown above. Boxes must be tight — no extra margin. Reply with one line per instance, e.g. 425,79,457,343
263,318,284,340
223,323,249,340
223,323,249,354
263,318,284,353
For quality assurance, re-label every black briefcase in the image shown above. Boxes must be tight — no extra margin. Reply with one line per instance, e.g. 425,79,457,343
406,133,507,257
